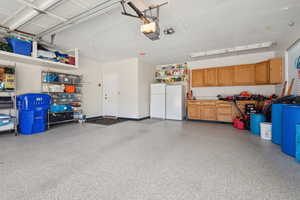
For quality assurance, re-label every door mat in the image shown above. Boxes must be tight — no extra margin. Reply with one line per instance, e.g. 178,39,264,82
87,117,127,126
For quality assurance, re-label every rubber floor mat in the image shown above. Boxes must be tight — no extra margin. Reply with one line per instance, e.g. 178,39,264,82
87,117,127,126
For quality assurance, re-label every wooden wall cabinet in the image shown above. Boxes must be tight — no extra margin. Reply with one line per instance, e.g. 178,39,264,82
190,57,283,87
269,58,283,84
217,66,234,86
192,69,205,87
233,64,255,85
204,68,218,86
255,61,270,84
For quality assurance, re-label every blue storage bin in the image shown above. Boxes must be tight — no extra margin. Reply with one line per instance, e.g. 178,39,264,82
17,94,51,135
0,118,11,126
0,114,12,126
43,73,59,83
282,106,300,157
50,104,72,113
50,104,61,113
250,114,266,135
6,37,32,56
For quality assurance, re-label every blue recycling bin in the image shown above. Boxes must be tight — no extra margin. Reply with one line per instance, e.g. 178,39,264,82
296,124,300,163
272,104,291,145
282,106,300,157
17,94,51,135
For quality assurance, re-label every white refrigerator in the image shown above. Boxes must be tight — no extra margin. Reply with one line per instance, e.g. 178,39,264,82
150,84,185,120
166,85,185,120
150,84,166,119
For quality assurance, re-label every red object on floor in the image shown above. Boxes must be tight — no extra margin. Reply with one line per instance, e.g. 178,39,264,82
233,117,245,130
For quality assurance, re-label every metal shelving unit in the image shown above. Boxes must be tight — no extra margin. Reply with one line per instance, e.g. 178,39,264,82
0,64,18,135
155,63,188,83
41,70,83,128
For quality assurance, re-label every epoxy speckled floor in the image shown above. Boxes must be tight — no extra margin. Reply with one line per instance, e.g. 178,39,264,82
1,120,300,200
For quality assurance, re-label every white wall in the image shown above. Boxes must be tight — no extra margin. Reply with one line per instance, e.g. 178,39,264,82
188,51,277,97
286,40,300,95
102,57,155,119
78,58,102,118
0,56,103,118
138,60,156,118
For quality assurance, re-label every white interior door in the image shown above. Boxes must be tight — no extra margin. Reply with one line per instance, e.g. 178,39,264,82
103,74,119,117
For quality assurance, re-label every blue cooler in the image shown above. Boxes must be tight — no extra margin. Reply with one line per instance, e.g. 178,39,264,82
17,94,51,135
282,106,300,157
250,114,266,135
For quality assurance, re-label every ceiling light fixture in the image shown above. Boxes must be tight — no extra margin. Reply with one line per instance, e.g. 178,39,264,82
190,41,274,58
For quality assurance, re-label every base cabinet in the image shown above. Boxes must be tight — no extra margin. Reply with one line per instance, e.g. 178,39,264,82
200,106,217,121
217,114,233,122
188,103,201,119
188,100,257,122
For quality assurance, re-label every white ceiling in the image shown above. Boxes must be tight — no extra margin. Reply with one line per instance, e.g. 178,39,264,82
1,0,300,65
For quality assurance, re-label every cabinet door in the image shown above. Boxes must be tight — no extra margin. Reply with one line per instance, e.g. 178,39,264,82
255,61,269,84
217,66,233,86
192,69,205,87
217,114,233,122
204,68,218,86
188,103,201,119
233,64,255,85
200,106,217,121
269,58,283,84
216,104,233,122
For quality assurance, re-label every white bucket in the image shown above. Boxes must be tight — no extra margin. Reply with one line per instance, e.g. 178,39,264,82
260,122,272,140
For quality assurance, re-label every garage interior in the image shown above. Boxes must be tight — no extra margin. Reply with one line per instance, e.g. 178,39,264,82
1,0,300,199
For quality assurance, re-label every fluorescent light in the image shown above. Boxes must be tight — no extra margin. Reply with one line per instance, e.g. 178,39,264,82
190,41,274,58
206,49,227,56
